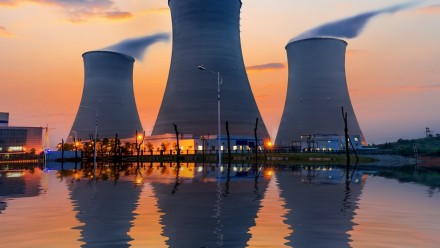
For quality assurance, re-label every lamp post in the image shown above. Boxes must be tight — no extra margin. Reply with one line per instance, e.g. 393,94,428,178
81,106,98,173
197,65,223,167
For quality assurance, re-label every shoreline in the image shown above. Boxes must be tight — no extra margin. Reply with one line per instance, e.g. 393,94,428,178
0,153,433,168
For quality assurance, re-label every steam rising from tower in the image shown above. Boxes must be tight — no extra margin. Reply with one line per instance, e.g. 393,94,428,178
69,51,143,140
104,33,170,61
291,2,416,42
152,0,269,138
276,38,365,146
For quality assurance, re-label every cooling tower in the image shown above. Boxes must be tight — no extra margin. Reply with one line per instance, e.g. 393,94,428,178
276,37,365,146
152,0,269,138
69,51,143,141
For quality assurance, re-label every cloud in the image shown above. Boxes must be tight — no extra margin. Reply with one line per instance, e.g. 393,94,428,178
45,0,132,22
246,63,286,72
103,11,132,20
290,2,418,42
103,33,170,61
411,83,440,90
390,83,440,93
0,26,13,37
418,5,440,14
0,0,113,7
66,9,133,23
0,0,132,22
0,0,18,6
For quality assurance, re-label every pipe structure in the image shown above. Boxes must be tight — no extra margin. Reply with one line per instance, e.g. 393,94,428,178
276,37,365,147
152,0,269,139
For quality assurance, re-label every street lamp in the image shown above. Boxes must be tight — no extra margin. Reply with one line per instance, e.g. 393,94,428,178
197,65,223,167
80,106,98,173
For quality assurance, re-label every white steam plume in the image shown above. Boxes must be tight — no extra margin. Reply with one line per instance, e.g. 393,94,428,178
104,33,170,61
290,2,418,43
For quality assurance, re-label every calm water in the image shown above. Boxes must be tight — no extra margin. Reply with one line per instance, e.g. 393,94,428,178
1,163,439,248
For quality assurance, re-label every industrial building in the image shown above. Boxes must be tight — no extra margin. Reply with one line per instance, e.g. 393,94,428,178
0,112,43,154
152,0,269,139
276,37,365,148
0,112,9,127
69,51,143,141
145,133,263,154
298,134,362,152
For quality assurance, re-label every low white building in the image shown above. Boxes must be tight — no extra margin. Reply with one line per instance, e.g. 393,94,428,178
299,134,362,152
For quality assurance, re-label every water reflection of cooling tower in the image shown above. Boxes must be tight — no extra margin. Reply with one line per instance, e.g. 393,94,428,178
276,38,365,146
68,179,142,247
69,51,143,141
152,0,269,138
151,173,269,247
277,167,364,248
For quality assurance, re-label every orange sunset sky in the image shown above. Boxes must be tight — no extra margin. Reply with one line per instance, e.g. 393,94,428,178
1,0,440,147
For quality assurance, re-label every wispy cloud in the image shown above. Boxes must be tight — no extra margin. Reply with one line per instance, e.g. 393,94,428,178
418,5,440,14
0,0,132,22
388,83,440,94
0,0,18,6
246,63,285,72
408,83,440,90
103,11,132,20
351,83,440,96
0,26,13,37
66,9,133,23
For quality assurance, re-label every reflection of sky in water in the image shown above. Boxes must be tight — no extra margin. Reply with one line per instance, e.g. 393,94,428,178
247,172,292,247
0,164,439,247
350,176,440,248
128,182,168,247
0,169,83,247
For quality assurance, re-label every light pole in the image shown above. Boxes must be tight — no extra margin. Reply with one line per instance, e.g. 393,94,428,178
197,65,223,167
81,106,98,173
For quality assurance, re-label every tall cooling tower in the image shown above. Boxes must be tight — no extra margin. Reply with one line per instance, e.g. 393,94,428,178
276,37,365,146
152,0,269,138
69,51,143,141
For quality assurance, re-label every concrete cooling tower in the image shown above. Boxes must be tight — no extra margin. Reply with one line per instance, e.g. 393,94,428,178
276,37,365,146
152,0,269,138
69,51,143,141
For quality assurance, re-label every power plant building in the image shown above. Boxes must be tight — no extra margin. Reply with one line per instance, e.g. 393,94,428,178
152,0,269,140
0,112,9,127
276,38,365,148
69,51,143,141
0,112,43,154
